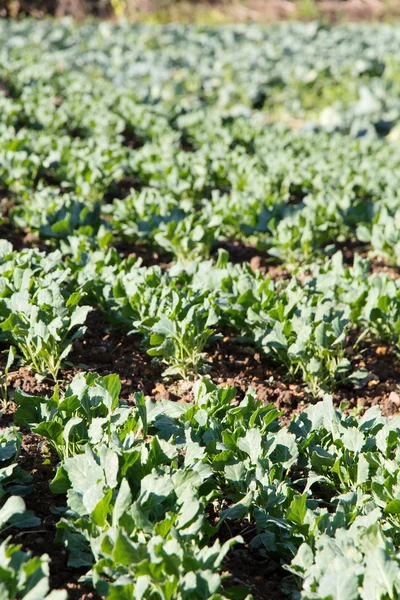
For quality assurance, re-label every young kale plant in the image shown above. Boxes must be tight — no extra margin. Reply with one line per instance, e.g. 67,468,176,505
147,292,219,378
112,267,219,378
0,286,91,382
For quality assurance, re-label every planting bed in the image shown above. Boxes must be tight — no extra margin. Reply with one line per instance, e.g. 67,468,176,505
2,19,400,600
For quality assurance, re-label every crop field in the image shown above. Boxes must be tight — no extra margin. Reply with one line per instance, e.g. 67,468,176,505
3,17,400,600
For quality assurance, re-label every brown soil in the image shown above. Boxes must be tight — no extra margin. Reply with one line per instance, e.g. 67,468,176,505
0,197,46,252
215,240,291,280
0,222,43,252
111,239,172,268
338,240,400,280
224,547,287,600
4,306,400,418
370,258,400,280
210,335,400,422
68,312,165,397
215,239,400,281
336,342,400,416
103,176,149,202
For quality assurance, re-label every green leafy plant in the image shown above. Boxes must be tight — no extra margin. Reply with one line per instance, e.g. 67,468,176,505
148,295,219,377
0,538,67,600
0,286,91,381
14,372,136,460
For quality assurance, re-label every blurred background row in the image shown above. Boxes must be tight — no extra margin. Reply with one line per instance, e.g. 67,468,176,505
1,0,399,23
